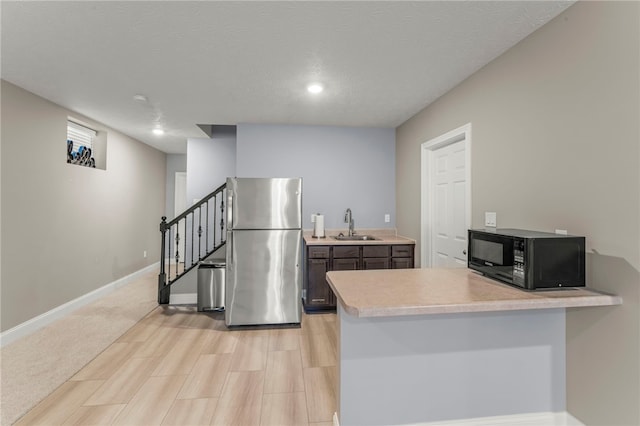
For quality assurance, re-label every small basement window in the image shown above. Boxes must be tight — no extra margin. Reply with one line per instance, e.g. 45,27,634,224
66,119,106,169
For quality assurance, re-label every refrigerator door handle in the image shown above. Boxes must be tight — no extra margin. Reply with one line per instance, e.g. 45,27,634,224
227,189,234,230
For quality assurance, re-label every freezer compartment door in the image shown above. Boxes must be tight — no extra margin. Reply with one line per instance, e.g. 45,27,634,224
227,178,302,230
225,229,302,326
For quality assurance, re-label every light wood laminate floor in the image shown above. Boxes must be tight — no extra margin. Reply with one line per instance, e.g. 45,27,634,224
16,306,337,426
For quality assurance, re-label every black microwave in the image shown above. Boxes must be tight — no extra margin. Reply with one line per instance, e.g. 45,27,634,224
467,228,585,290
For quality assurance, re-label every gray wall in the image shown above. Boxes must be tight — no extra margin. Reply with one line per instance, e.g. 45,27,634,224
339,306,566,424
1,80,166,332
165,154,186,220
237,123,396,231
186,136,236,207
171,125,395,296
170,137,236,296
395,2,639,424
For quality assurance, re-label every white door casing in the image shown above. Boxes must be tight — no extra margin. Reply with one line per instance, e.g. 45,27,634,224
421,123,471,268
174,172,187,262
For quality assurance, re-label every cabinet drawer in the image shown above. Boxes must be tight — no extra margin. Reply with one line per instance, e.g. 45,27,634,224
333,246,360,258
308,246,330,258
362,245,389,258
391,245,414,258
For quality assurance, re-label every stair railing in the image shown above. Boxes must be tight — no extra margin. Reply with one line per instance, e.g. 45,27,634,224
158,182,227,304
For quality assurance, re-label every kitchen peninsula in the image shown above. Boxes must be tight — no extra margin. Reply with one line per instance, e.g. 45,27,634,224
326,268,622,425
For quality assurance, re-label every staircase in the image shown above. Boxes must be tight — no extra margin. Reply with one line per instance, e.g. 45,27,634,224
158,183,227,304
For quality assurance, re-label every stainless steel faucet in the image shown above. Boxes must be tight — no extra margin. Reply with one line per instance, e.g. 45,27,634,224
344,208,354,236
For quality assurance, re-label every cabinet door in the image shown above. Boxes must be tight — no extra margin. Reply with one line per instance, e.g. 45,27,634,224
306,258,332,305
391,257,414,269
333,257,360,270
328,286,337,306
363,257,390,270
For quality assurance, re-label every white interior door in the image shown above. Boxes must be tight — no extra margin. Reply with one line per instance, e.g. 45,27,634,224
431,141,467,267
421,124,471,268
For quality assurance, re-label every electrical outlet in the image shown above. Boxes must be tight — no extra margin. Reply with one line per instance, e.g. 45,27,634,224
311,214,316,223
384,214,390,223
485,212,497,227
143,250,147,258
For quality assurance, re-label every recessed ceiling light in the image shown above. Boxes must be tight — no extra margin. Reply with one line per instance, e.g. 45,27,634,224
307,83,323,94
152,128,164,136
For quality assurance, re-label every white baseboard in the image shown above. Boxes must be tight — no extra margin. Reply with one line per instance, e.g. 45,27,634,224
169,293,197,305
333,412,584,426
416,412,584,425
418,412,584,425
0,262,160,348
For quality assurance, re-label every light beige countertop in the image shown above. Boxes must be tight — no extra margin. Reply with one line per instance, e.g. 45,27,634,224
303,228,415,245
326,267,622,318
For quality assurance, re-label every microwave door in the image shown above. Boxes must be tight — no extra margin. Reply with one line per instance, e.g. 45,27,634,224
468,233,515,285
493,267,515,282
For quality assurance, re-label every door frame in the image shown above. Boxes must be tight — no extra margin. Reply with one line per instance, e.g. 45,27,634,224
174,172,187,262
174,172,187,217
420,123,472,268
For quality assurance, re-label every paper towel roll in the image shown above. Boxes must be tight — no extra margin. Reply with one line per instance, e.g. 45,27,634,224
313,214,325,238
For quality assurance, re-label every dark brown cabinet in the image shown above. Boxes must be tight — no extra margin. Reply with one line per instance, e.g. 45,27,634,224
333,257,360,270
305,246,333,308
307,258,332,306
303,242,414,312
363,257,390,269
391,258,413,269
332,246,360,271
363,245,390,270
391,244,414,269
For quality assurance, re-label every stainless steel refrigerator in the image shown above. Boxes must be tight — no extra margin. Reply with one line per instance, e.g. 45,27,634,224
225,177,302,326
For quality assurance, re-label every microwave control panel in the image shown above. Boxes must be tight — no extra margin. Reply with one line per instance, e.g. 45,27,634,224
513,238,525,281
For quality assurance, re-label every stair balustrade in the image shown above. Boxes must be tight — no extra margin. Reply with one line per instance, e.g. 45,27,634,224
158,183,226,304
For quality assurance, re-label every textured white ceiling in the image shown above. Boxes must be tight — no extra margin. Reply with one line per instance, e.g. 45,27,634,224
1,1,573,154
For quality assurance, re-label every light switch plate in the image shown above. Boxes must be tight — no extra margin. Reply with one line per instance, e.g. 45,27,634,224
485,212,497,227
384,214,390,223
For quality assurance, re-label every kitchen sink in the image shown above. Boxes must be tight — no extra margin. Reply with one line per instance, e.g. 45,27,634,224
332,234,379,241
